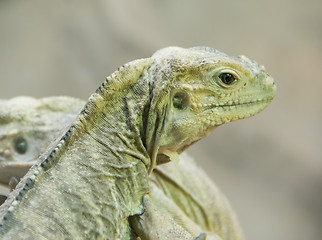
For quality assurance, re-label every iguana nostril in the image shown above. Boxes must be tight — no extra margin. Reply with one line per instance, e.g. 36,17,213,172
260,65,267,72
265,76,275,88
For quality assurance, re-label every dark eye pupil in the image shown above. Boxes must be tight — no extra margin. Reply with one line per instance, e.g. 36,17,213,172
173,92,189,110
219,73,236,85
14,136,28,154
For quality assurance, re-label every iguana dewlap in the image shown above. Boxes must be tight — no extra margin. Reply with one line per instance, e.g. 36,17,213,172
0,47,276,239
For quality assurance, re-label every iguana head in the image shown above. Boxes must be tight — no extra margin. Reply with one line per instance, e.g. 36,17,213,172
146,47,276,165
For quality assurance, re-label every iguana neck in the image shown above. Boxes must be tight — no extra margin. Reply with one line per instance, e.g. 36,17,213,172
0,62,152,239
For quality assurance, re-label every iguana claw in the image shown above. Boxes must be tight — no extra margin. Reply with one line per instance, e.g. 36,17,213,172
195,232,207,240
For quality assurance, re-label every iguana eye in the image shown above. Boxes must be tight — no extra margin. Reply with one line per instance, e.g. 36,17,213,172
13,136,28,154
218,72,237,85
172,92,190,110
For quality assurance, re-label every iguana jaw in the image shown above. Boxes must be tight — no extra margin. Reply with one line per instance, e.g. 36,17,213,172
156,96,274,157
206,96,275,126
215,97,274,108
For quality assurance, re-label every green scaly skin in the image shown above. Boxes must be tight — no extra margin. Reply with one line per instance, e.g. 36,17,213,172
0,96,242,239
0,47,276,239
145,153,244,240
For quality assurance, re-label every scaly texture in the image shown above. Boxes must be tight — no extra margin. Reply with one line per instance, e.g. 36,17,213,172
0,47,276,239
0,96,242,239
148,153,244,240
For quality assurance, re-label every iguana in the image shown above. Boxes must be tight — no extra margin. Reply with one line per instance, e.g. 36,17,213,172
0,46,276,239
0,96,243,239
0,96,85,191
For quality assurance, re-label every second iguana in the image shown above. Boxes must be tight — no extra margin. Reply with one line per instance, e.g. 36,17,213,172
0,46,276,239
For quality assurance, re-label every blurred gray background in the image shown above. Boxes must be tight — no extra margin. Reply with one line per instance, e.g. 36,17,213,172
0,0,321,239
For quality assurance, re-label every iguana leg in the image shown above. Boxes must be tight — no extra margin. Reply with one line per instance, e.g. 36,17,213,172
130,194,222,240
130,194,195,240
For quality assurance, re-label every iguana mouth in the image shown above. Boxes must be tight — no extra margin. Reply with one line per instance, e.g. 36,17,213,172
215,97,274,108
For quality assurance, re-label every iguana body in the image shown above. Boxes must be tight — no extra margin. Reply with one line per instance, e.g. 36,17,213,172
0,96,242,239
0,47,276,239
